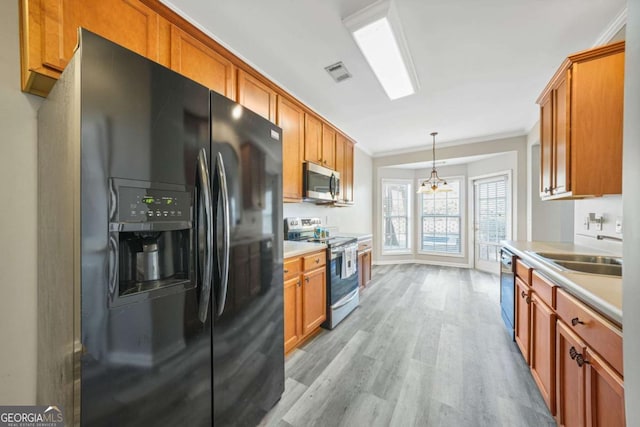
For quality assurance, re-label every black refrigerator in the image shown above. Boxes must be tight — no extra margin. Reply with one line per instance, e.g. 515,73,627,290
36,29,284,426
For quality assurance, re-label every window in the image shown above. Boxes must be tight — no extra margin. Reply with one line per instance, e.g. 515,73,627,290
382,180,411,252
420,178,462,255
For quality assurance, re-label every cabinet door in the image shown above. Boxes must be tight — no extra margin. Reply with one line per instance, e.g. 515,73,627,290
357,253,365,290
170,25,235,97
344,140,355,202
42,0,160,72
585,348,625,427
554,75,570,195
540,94,554,197
277,96,304,202
530,292,556,415
556,320,587,427
321,123,336,169
237,69,277,122
304,114,322,165
301,266,326,336
363,251,372,286
335,134,347,200
515,277,531,364
284,276,302,354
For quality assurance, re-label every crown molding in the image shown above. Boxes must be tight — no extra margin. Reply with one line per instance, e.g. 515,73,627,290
593,7,627,47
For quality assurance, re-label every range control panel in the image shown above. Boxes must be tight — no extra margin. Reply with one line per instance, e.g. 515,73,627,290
118,186,191,222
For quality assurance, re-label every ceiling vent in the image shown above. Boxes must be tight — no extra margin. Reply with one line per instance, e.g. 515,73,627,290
325,62,352,83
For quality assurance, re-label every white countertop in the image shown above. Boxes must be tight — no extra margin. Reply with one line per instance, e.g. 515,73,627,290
336,232,373,242
502,240,622,326
283,241,327,259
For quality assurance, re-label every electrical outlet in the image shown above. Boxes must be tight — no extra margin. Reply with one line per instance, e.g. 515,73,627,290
584,216,590,230
615,217,623,234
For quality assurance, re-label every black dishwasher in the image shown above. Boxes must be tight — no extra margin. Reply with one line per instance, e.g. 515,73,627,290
500,248,516,339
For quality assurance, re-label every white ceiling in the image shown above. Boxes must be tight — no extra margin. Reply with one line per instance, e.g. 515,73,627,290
162,0,626,156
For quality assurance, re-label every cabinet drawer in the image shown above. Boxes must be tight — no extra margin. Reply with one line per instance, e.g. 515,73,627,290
284,257,301,281
532,271,556,308
516,259,533,285
556,288,623,376
303,251,326,271
358,238,373,253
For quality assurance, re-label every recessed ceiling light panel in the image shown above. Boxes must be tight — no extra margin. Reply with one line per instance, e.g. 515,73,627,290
343,0,419,100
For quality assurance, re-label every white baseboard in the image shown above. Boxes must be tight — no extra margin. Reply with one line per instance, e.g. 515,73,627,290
372,259,472,268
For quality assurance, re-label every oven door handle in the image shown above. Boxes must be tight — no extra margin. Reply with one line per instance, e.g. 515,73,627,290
332,288,359,310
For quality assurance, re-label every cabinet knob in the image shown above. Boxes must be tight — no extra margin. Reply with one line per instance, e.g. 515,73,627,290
284,269,289,273
297,281,301,287
525,296,531,304
544,187,550,194
575,353,589,367
571,317,584,326
315,258,320,264
305,277,310,283
569,346,578,360
521,291,526,298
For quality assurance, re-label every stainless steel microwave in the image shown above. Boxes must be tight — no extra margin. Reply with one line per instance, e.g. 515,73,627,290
303,162,340,202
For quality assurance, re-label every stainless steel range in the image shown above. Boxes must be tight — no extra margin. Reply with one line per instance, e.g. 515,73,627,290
285,218,359,329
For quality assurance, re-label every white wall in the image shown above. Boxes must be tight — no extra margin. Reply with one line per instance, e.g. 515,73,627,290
283,146,373,233
529,145,574,242
573,196,623,254
0,0,41,404
623,0,640,423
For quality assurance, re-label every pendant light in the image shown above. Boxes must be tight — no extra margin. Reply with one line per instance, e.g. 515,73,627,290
417,132,452,194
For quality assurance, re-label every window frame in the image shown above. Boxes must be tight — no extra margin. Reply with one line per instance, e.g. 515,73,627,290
381,178,413,255
417,175,465,258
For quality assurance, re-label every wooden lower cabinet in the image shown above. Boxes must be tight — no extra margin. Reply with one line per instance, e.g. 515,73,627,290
283,251,326,354
283,276,301,354
302,267,326,335
585,347,625,427
357,238,372,290
530,292,557,415
508,255,626,427
514,277,531,364
557,320,586,427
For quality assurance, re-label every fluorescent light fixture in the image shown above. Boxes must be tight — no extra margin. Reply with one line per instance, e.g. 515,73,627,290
344,0,419,100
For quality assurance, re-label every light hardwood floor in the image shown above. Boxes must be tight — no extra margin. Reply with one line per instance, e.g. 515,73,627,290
260,264,556,427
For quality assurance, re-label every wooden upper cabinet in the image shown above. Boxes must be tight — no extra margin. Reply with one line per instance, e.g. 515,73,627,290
237,69,276,122
321,124,336,169
344,139,355,203
277,96,304,202
20,0,161,95
537,41,624,200
304,113,323,165
170,25,235,98
335,133,346,200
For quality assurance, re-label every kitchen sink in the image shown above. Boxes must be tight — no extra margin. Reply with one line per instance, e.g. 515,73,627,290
553,260,622,277
535,252,623,265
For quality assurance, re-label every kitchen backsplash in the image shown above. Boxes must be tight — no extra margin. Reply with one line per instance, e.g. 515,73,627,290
573,195,623,255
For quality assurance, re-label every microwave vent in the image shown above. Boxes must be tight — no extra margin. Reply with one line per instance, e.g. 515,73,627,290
325,62,352,83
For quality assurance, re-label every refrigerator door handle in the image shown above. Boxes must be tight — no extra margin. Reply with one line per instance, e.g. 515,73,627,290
216,152,231,316
197,148,213,323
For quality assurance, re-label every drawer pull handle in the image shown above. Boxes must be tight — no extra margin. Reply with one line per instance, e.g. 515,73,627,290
305,277,310,283
521,291,526,298
569,346,578,360
575,353,589,367
525,296,531,304
284,269,289,273
569,346,590,367
297,281,301,287
571,317,584,326
315,258,320,263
